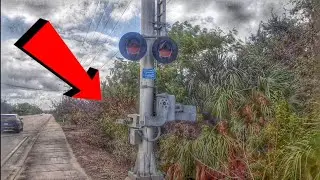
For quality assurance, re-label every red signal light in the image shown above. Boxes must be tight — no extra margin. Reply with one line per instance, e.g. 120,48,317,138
159,41,172,58
159,49,172,58
119,32,147,61
127,44,140,55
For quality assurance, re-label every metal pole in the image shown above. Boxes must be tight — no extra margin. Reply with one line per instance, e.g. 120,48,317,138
136,0,158,178
156,0,167,36
127,1,165,179
161,0,166,36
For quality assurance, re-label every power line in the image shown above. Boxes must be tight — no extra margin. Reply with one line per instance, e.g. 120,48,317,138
81,0,121,65
79,1,101,63
86,1,110,44
81,1,111,63
91,1,108,34
1,83,63,92
85,0,133,68
99,51,119,69
89,0,121,50
86,0,132,68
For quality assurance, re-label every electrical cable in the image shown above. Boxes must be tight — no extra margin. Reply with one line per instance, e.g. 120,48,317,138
79,0,101,63
86,0,122,53
138,126,161,142
85,0,133,68
99,51,119,69
81,0,117,65
89,1,109,40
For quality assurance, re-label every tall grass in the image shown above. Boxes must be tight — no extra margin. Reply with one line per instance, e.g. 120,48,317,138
260,101,320,180
159,97,320,180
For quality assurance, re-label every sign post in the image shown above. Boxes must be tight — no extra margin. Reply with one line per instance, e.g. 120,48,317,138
127,0,162,179
121,1,191,179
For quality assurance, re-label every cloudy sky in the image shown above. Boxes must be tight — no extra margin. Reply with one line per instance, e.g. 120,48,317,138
1,0,291,110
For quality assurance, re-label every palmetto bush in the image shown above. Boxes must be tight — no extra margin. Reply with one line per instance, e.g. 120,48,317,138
160,98,320,180
258,100,320,180
159,9,320,178
52,1,320,178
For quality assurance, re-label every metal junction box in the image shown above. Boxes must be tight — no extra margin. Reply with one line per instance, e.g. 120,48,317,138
129,128,142,145
142,93,197,127
174,104,197,122
128,114,140,128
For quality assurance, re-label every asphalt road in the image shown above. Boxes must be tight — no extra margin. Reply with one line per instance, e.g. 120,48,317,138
1,114,50,164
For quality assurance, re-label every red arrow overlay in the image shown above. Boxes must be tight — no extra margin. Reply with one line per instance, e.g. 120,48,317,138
14,18,102,101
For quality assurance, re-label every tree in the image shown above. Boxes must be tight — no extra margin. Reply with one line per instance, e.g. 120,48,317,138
103,60,140,100
52,1,320,178
1,100,43,115
1,100,14,113
13,103,43,115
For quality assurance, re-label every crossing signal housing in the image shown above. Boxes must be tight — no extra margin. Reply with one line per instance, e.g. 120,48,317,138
119,32,147,61
152,36,178,64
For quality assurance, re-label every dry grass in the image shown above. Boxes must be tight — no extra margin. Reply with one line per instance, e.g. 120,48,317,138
63,125,132,180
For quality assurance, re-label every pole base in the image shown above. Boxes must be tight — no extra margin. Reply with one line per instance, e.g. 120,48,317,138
126,171,164,180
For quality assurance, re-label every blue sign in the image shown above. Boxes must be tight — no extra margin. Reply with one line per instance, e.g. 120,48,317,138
142,68,156,79
119,32,147,61
152,37,178,64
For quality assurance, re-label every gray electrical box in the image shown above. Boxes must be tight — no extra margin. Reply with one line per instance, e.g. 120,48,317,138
143,93,171,127
127,114,143,145
128,114,140,128
141,93,197,127
157,93,197,122
129,128,141,145
175,104,197,122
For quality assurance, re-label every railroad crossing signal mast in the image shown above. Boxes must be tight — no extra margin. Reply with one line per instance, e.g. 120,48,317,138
119,0,196,179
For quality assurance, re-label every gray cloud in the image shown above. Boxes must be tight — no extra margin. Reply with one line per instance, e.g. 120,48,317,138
2,0,59,16
1,87,62,110
0,49,65,92
1,16,31,40
1,0,292,109
167,0,291,38
216,0,254,24
1,89,38,100
1,0,128,109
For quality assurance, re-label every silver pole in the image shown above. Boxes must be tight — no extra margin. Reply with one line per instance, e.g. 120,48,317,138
137,0,156,177
128,1,165,179
161,0,166,36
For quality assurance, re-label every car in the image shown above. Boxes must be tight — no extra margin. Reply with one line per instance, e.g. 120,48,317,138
1,114,24,133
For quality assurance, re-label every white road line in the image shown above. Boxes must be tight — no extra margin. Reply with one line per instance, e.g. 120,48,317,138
1,136,29,168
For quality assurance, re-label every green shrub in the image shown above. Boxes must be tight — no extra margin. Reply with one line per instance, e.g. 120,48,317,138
101,116,136,163
159,134,195,178
159,125,232,179
260,100,320,180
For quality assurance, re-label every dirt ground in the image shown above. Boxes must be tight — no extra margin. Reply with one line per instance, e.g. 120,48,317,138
62,125,131,180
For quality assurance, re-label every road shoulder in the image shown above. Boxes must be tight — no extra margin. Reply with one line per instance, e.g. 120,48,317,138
62,125,131,180
15,117,90,180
